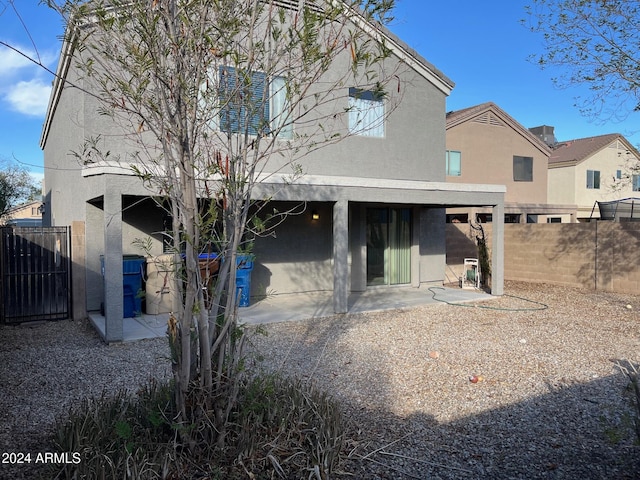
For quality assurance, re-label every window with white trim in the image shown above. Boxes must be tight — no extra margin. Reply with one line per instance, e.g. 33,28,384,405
633,174,640,192
586,170,600,189
446,150,461,176
218,66,291,138
348,87,384,137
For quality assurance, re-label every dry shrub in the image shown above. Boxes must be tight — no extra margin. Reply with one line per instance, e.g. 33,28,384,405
48,374,345,479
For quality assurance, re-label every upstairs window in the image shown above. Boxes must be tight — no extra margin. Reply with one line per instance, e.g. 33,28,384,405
513,156,533,182
348,87,384,137
218,66,291,139
219,66,267,136
586,170,600,189
633,175,640,192
446,150,461,176
269,76,292,139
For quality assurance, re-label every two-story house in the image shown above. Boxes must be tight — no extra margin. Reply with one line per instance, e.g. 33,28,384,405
40,3,506,341
547,133,640,221
445,102,577,224
1,200,43,227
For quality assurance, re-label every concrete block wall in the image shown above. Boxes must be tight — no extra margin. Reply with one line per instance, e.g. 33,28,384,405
595,222,640,294
446,222,640,294
503,224,596,288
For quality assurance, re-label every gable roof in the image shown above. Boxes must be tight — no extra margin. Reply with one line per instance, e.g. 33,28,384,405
548,133,638,167
40,2,455,149
445,102,552,156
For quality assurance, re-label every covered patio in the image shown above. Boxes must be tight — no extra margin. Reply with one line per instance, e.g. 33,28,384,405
87,171,505,342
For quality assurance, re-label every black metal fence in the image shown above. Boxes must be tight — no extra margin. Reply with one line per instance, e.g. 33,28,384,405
0,226,71,323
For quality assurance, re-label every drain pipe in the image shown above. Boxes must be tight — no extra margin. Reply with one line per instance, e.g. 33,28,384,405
594,220,598,291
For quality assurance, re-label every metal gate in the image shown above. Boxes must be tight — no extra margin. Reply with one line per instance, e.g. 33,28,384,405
0,226,71,323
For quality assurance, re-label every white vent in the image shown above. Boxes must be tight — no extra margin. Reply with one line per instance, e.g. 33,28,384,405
472,111,505,127
608,139,624,150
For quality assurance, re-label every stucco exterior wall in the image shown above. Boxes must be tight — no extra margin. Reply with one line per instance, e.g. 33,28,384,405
574,146,635,215
446,119,548,204
42,66,86,228
252,201,334,296
548,139,640,220
547,164,576,205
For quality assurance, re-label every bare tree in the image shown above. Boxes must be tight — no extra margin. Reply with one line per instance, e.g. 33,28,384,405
0,157,40,222
51,0,401,449
525,0,640,123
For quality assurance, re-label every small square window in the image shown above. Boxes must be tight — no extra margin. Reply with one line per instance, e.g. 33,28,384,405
513,156,533,182
446,151,461,176
348,88,384,137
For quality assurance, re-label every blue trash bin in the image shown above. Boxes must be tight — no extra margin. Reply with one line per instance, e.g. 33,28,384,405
235,255,254,307
101,255,146,317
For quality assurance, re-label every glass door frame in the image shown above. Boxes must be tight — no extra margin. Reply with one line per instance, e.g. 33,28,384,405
365,206,412,287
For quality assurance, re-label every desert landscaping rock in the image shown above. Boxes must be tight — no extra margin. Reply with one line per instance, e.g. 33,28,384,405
1,281,639,479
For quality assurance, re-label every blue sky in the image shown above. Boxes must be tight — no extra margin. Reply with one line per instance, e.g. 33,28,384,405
0,0,638,180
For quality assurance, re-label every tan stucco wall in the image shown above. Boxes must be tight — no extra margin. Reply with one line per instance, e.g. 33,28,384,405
547,164,575,205
446,120,548,205
548,139,640,219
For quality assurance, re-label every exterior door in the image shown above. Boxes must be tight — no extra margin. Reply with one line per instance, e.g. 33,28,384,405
366,208,411,286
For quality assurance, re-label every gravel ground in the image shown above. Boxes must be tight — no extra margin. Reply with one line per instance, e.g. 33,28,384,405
1,281,639,479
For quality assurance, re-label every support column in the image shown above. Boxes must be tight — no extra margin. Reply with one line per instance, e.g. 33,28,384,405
491,202,504,296
411,207,420,287
419,207,446,285
349,204,366,292
333,200,349,314
104,189,124,342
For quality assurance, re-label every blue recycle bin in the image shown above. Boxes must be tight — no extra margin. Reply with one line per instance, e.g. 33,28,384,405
101,255,146,318
235,255,254,307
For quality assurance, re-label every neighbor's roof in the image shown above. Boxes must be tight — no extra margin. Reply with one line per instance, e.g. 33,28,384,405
445,102,552,156
549,133,638,167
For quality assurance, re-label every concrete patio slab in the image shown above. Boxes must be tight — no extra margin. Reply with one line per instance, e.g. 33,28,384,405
88,286,493,342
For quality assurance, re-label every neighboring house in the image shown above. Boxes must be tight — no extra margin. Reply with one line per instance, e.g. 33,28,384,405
1,200,43,227
41,5,506,341
445,102,577,224
547,133,640,221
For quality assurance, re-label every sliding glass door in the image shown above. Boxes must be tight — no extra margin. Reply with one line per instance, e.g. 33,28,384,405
366,208,411,286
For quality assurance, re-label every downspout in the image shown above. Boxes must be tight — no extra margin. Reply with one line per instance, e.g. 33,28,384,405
594,220,598,291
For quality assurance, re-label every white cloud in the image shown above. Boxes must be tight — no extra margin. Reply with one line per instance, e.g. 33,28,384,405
0,42,56,117
0,45,36,76
5,78,51,117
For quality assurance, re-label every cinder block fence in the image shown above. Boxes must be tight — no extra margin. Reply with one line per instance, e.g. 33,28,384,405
446,222,640,295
